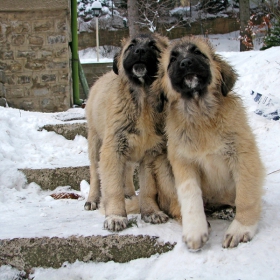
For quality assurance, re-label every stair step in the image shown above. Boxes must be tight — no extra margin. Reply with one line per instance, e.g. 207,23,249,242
39,122,88,140
0,235,175,270
20,166,89,191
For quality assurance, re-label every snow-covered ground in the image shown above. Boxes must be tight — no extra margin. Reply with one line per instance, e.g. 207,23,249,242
1,39,280,279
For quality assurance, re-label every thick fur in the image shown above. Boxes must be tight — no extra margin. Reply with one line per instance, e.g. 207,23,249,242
84,33,170,231
152,36,265,250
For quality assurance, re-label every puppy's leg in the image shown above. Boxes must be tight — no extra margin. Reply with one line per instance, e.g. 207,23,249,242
139,155,169,224
173,159,209,251
124,162,139,214
223,151,264,248
99,142,128,232
84,128,101,211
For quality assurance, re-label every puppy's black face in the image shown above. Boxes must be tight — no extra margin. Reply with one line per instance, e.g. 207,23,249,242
122,34,161,86
168,42,212,99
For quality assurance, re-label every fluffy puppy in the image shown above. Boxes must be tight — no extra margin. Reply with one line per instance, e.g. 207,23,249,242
84,33,169,231
153,36,265,250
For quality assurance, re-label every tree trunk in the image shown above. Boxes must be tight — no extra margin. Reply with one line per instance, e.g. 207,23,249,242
127,0,141,37
239,0,252,51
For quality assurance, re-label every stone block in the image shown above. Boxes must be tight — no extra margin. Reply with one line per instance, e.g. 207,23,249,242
47,61,68,69
17,50,36,58
12,22,30,33
0,83,6,97
47,34,66,44
7,98,39,111
25,59,45,70
18,75,31,84
28,35,44,46
32,87,49,96
6,87,25,98
19,100,36,110
0,51,14,60
7,61,22,72
41,74,56,82
0,70,6,83
5,74,16,85
51,84,66,94
56,20,67,32
55,47,68,57
34,20,52,32
11,34,25,45
60,72,69,81
39,97,70,112
40,49,53,58
0,97,7,107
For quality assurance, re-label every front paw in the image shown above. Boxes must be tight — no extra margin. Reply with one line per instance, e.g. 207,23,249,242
142,211,169,224
104,215,128,232
182,219,209,251
84,201,98,211
223,219,258,248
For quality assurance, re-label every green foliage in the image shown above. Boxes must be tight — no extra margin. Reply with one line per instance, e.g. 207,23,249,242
261,19,280,49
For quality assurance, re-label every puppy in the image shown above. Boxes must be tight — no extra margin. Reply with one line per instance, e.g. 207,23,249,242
84,33,169,231
153,36,265,250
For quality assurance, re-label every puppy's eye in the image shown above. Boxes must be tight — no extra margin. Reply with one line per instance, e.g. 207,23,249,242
128,44,135,49
149,44,159,52
194,49,202,55
170,56,176,63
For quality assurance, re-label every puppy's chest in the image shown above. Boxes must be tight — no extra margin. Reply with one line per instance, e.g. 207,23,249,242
176,122,237,163
134,106,163,149
178,125,221,156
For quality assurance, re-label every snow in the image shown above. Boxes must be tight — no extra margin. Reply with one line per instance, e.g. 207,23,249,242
1,38,280,279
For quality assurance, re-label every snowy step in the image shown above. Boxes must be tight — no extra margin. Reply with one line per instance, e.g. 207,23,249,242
40,122,88,140
20,166,89,191
0,235,175,270
19,122,89,190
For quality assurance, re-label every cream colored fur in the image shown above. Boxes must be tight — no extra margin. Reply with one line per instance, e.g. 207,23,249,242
85,34,170,231
152,37,265,250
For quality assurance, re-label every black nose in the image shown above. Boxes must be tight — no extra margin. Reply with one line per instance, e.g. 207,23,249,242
180,58,193,68
135,48,146,55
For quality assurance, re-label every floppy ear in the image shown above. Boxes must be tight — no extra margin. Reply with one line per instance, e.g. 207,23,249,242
113,53,119,75
215,55,238,96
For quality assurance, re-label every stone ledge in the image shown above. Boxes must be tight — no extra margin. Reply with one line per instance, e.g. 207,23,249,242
40,122,88,140
0,235,175,271
19,166,90,191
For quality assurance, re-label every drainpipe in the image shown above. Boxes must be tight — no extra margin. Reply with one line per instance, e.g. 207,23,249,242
71,0,82,106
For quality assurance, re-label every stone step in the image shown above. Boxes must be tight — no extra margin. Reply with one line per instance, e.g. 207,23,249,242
0,235,175,271
20,122,90,190
20,166,89,191
39,122,88,140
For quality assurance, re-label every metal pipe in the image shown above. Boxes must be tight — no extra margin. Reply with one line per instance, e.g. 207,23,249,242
71,0,82,106
96,16,100,62
78,57,89,98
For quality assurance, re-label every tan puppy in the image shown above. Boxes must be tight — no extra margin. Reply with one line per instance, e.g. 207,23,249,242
84,33,170,231
152,36,265,250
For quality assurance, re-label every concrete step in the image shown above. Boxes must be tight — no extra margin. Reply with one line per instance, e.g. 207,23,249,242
20,166,89,191
20,122,90,190
39,122,88,140
0,235,175,271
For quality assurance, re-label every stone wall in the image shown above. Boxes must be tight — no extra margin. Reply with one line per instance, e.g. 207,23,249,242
78,17,239,49
0,1,72,112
